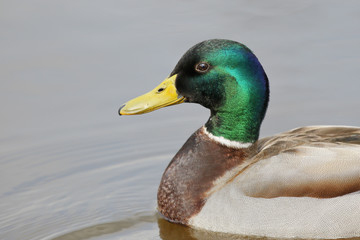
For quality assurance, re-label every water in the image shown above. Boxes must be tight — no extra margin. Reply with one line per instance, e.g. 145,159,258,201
1,0,360,239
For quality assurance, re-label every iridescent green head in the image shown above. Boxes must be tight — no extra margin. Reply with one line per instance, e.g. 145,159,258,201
172,39,269,142
120,39,269,143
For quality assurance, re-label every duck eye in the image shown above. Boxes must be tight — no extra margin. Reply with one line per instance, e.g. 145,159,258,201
195,62,210,73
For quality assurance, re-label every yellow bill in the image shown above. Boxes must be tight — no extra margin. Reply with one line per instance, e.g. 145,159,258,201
119,74,185,115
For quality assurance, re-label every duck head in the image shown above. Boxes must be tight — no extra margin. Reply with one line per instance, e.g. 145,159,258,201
119,39,269,143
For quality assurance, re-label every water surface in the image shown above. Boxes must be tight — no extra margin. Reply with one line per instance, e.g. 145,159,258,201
1,1,360,239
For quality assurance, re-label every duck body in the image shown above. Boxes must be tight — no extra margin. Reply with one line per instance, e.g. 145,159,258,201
119,39,360,239
185,126,360,239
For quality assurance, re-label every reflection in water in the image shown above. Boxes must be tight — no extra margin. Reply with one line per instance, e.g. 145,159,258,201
52,210,360,240
53,212,267,240
55,211,360,240
159,217,281,240
158,217,197,240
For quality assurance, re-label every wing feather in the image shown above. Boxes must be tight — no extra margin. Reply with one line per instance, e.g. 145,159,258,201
239,126,360,198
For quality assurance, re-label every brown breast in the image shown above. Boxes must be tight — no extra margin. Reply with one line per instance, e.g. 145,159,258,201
157,127,248,224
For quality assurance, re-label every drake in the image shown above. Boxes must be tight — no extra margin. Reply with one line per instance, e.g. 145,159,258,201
118,39,360,239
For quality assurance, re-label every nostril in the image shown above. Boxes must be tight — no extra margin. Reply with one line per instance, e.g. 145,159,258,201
157,88,165,93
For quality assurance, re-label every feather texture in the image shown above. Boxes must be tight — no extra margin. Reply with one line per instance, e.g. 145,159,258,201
190,126,360,239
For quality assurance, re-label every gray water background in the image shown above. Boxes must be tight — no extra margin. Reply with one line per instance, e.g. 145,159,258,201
1,1,360,239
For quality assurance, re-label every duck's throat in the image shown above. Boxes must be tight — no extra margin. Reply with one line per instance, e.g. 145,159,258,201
205,110,261,143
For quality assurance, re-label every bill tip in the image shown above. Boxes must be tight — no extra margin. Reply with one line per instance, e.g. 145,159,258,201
118,104,125,116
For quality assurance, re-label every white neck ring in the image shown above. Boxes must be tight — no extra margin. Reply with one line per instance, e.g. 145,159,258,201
202,126,253,149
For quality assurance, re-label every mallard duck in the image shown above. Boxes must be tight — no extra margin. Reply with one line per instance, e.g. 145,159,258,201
119,39,360,239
